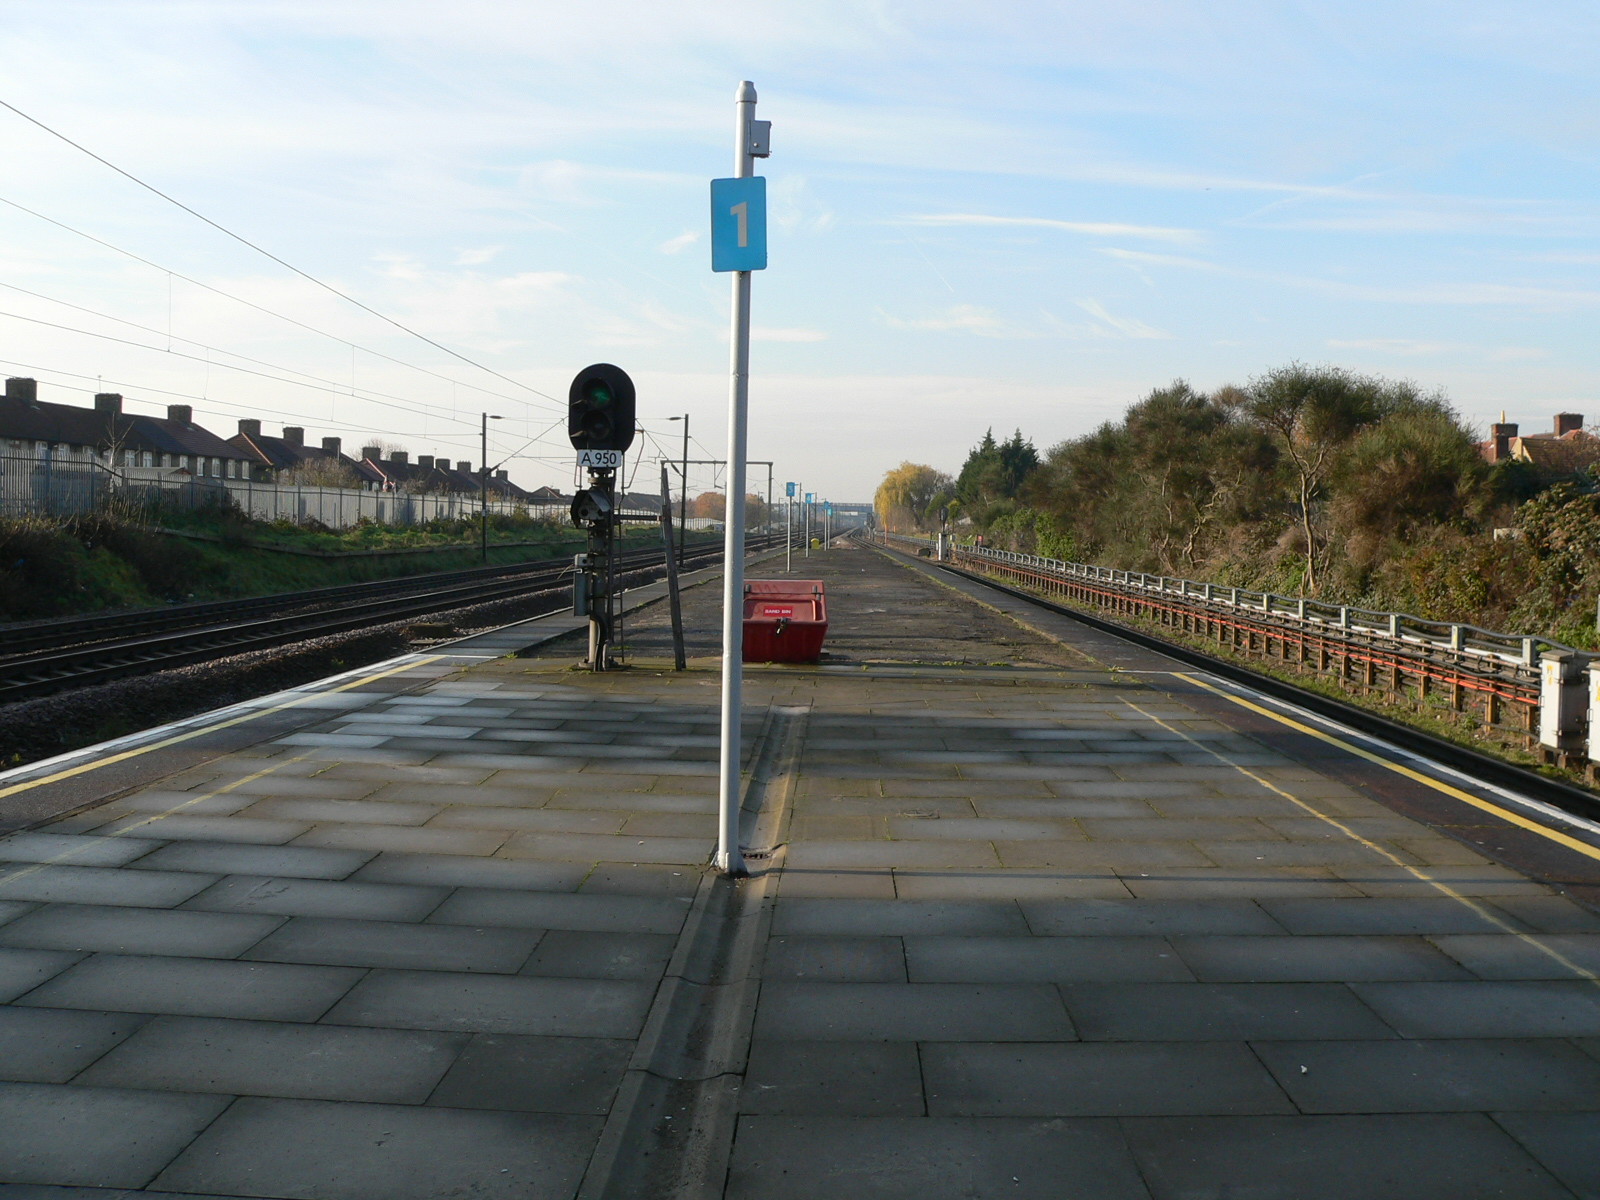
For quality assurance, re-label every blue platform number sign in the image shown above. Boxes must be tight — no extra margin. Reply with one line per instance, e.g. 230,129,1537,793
710,177,768,272
785,481,796,498
805,493,814,503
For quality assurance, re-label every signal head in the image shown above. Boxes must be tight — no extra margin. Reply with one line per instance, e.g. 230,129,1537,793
568,364,636,453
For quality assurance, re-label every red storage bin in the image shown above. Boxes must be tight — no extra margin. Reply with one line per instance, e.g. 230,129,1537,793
742,580,828,663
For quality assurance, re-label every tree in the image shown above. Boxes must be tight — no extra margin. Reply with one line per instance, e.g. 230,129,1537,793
875,462,954,532
1230,364,1391,594
283,458,363,489
955,428,1039,523
689,491,725,520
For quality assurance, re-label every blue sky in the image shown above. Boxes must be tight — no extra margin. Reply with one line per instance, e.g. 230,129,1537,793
0,1,1596,501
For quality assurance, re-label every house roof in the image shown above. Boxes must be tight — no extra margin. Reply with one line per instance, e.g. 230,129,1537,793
0,392,256,461
1515,429,1600,475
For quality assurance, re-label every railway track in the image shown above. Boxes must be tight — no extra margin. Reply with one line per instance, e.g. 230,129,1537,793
0,535,775,703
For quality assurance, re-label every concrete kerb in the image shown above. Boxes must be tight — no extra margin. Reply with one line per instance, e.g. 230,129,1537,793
576,703,809,1199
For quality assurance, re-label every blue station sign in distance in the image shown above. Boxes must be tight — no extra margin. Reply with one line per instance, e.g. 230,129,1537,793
710,176,768,272
785,481,796,497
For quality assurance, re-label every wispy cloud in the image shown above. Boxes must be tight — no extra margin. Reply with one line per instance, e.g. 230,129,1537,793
454,246,503,266
1073,299,1167,340
904,213,1200,243
658,231,698,255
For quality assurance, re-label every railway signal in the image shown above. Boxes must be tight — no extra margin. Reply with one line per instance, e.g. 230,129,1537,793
567,363,636,671
567,363,636,454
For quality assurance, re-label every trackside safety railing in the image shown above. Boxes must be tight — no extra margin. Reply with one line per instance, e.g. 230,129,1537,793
870,529,1600,772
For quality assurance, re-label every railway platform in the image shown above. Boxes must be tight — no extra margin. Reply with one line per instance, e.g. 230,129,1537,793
2,540,1600,1197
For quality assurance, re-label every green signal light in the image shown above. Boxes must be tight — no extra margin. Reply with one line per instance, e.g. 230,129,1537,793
584,380,613,407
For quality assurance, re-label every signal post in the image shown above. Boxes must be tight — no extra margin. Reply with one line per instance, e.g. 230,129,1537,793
567,364,635,671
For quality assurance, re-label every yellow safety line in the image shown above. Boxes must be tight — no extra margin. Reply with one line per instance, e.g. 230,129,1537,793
0,655,445,802
1123,698,1600,986
1173,671,1600,865
0,752,314,887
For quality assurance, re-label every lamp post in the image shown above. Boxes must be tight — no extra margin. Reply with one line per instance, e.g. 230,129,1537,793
668,414,689,568
481,413,501,564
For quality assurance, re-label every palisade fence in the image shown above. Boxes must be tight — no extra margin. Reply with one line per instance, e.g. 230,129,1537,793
0,455,568,528
874,529,1600,774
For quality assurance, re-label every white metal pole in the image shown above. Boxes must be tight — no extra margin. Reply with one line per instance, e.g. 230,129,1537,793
716,80,756,877
785,494,791,572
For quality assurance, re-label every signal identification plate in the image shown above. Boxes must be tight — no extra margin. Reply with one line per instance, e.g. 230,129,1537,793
577,449,623,470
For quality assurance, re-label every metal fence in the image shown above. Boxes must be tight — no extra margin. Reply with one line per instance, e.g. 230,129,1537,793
874,530,1600,770
0,455,552,529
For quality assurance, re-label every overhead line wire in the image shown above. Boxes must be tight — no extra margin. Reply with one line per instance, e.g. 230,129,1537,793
0,97,561,407
0,194,558,415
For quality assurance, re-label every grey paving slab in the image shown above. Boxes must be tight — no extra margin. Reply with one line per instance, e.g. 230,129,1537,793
1493,895,1600,933
0,905,281,959
1063,982,1396,1041
183,875,448,921
996,840,1217,870
1493,1112,1600,1200
293,824,509,856
1262,896,1511,935
741,1040,924,1115
376,782,550,806
0,833,163,868
245,916,539,973
1337,863,1552,898
1433,933,1600,980
1122,1112,1570,1200
0,1007,147,1082
427,1033,632,1114
764,936,906,982
322,969,654,1037
906,935,1195,983
552,790,717,813
0,865,215,909
427,888,692,934
0,949,83,1001
128,840,373,880
726,1115,1150,1200
776,869,898,899
350,852,589,891
93,814,310,844
220,774,385,798
79,1014,463,1102
579,863,701,896
1125,869,1361,900
240,796,442,825
754,982,1073,1041
499,831,709,865
113,788,255,815
519,930,674,980
152,1096,598,1200
1021,897,1283,936
0,1082,229,1189
17,954,362,1021
431,807,625,833
888,870,1132,900
1255,1038,1600,1113
1173,934,1473,982
1354,980,1600,1037
923,1041,1294,1116
772,898,1028,936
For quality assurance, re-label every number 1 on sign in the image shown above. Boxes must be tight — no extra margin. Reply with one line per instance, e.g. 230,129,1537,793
731,201,748,248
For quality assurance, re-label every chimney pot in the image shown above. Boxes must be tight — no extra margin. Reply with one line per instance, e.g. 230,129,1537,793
496,469,508,480
457,460,471,475
167,404,192,425
94,392,123,414
389,451,409,466
361,445,381,461
436,458,451,471
5,377,38,406
321,436,341,456
1556,413,1584,436
282,426,304,446
417,455,435,470
238,418,261,437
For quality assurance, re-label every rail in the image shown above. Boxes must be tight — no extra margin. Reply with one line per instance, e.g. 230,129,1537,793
871,530,1599,771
